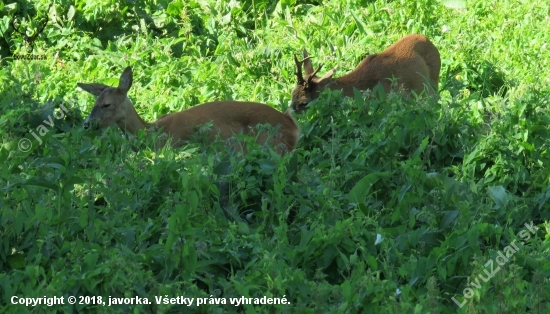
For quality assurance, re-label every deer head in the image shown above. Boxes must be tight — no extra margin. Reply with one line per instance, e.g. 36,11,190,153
78,67,136,131
290,49,337,113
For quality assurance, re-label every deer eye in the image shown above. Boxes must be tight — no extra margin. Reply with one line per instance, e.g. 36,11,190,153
103,104,111,108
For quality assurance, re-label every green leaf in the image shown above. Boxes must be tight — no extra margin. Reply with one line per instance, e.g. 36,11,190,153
188,191,199,210
237,222,249,235
84,253,99,272
2,2,17,12
7,253,26,269
348,172,391,204
398,184,411,202
440,211,459,228
488,185,509,208
21,177,59,192
0,146,8,164
412,136,430,158
349,10,367,35
67,5,75,21
167,0,184,16
320,245,338,268
366,255,378,270
441,0,467,9
353,87,365,107
463,146,479,165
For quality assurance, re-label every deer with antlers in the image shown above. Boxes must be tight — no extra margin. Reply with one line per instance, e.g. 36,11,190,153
290,34,441,113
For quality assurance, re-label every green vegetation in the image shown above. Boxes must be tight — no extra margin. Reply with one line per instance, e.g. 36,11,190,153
1,0,550,312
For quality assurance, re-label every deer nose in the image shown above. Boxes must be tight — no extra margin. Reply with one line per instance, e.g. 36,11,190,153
83,120,90,130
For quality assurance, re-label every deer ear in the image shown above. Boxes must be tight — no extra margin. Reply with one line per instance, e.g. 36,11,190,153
118,67,133,93
77,83,110,96
314,66,337,87
302,49,315,75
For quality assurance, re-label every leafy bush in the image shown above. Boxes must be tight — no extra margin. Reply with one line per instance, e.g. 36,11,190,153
1,0,550,313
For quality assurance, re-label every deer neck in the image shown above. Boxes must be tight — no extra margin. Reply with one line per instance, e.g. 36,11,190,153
329,73,377,96
324,77,355,96
116,101,152,135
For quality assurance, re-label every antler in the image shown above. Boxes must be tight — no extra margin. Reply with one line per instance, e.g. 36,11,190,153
303,63,324,86
310,63,324,79
294,54,310,85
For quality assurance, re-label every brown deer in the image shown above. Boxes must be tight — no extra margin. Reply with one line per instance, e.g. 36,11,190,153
290,34,441,113
79,67,299,155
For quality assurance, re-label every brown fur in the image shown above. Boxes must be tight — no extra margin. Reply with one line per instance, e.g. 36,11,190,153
79,67,300,155
290,34,441,113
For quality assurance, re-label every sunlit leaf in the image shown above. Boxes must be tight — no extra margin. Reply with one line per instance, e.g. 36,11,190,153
441,0,467,9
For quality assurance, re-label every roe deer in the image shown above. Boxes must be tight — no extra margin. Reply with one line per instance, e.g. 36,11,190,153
290,34,441,113
79,67,299,155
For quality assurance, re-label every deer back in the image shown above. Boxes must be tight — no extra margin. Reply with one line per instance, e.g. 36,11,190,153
155,101,300,154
